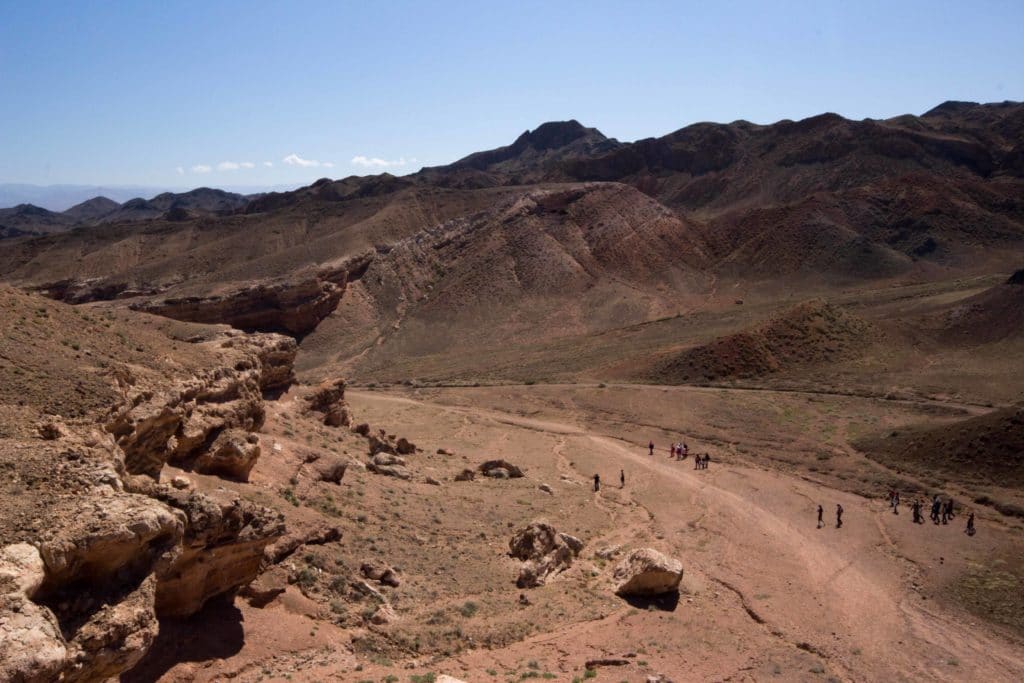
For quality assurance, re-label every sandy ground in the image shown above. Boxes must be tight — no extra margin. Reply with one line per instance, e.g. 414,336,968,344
134,383,1024,682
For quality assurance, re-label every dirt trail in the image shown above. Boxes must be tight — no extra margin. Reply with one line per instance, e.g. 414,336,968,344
355,389,1024,681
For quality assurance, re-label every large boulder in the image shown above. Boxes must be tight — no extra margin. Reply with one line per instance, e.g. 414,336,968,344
509,522,583,588
314,456,348,484
480,459,524,478
612,548,684,596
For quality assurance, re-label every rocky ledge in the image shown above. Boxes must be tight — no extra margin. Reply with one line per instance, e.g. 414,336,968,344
0,309,292,682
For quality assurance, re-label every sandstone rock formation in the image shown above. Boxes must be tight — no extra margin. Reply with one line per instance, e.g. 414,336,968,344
612,548,684,596
509,522,583,588
0,289,292,681
305,377,351,427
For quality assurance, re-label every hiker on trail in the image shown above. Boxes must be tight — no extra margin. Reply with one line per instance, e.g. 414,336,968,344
966,512,975,536
703,453,711,469
620,469,625,488
892,491,900,514
836,503,844,528
912,499,923,524
694,453,700,470
945,499,955,520
649,441,654,456
683,443,689,460
817,505,824,528
931,496,941,524
593,473,600,492
941,500,949,525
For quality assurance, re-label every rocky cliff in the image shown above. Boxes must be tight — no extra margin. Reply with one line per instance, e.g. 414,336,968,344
0,286,292,681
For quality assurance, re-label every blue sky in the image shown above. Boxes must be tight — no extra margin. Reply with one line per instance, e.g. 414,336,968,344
1,0,1021,187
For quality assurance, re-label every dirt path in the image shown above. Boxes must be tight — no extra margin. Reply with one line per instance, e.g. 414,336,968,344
354,389,1024,681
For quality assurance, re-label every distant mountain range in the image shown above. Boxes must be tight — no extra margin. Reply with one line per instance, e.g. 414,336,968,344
0,100,1021,375
0,183,302,212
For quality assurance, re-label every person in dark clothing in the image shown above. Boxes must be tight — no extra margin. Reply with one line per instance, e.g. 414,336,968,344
945,499,955,519
593,473,600,492
704,453,711,469
931,497,941,524
817,505,824,528
648,441,654,456
694,453,700,470
836,503,844,528
941,500,949,525
620,469,625,488
966,512,975,536
912,499,923,524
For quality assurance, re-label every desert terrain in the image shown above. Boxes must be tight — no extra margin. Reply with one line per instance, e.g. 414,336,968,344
0,101,1022,682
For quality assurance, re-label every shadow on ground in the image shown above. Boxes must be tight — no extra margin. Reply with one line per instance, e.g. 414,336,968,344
620,590,680,612
121,598,245,682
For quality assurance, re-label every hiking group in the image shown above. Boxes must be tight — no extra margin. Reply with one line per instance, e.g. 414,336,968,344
816,490,976,535
647,439,711,469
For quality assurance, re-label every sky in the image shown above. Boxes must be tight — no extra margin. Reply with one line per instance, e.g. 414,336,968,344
1,0,1022,188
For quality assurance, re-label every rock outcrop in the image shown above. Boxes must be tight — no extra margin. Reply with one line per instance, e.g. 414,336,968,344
0,291,293,681
106,330,295,480
305,377,351,427
612,548,684,596
509,522,583,588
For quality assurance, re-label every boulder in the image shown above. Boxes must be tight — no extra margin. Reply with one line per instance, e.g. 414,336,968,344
559,533,584,554
192,429,261,481
612,548,684,596
353,423,371,436
509,522,582,588
538,483,553,494
453,468,476,482
372,453,406,467
395,437,416,455
368,433,397,455
479,459,524,478
170,475,192,489
315,456,348,484
367,463,412,480
425,476,441,486
369,603,397,625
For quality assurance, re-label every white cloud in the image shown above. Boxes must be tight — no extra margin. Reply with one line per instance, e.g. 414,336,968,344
263,161,273,167
240,161,255,169
323,161,335,168
191,164,212,174
176,166,185,175
350,155,413,168
282,153,326,167
217,161,240,171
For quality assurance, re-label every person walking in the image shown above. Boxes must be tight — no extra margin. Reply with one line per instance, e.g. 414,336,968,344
941,500,949,525
892,490,900,515
966,512,975,536
912,499,923,524
648,441,654,456
703,453,711,469
931,496,941,524
817,505,824,529
620,469,625,488
682,443,689,460
836,503,844,528
593,473,601,492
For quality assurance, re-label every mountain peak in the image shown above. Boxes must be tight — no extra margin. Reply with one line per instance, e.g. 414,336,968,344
511,120,604,151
